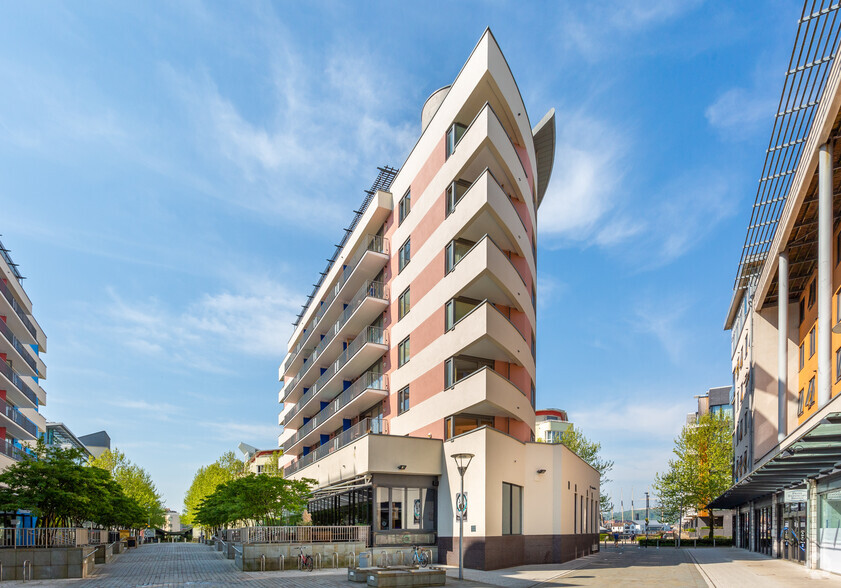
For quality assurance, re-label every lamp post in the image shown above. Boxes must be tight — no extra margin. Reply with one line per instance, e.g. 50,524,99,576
644,492,649,548
450,453,474,581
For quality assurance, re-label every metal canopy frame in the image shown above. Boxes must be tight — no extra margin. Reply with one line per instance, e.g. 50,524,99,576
734,0,841,293
709,414,841,508
0,236,25,281
292,166,399,327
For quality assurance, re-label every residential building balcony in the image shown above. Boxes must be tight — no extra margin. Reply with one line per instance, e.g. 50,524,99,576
281,371,388,455
283,235,389,378
0,277,37,344
0,356,38,408
0,317,38,376
282,283,388,404
283,326,388,428
0,397,38,439
1,438,27,462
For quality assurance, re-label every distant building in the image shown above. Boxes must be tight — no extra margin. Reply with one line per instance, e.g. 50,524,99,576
163,509,181,532
45,422,92,458
535,409,572,443
239,442,281,474
687,386,732,425
78,430,111,458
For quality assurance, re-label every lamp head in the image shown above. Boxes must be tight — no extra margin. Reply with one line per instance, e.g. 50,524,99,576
450,452,475,476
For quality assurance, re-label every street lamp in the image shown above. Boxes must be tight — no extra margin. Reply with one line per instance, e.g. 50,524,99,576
450,453,474,581
645,492,649,549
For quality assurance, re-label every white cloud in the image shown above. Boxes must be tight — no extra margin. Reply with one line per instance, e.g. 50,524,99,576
706,87,776,138
630,296,692,364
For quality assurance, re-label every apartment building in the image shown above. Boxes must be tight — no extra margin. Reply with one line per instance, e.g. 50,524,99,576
686,386,732,426
713,2,841,573
535,409,572,444
276,30,600,569
0,237,47,472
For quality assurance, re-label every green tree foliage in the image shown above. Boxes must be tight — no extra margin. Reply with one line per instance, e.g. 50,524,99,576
182,451,245,528
193,474,315,530
0,440,147,528
560,426,615,514
653,412,732,540
90,448,165,527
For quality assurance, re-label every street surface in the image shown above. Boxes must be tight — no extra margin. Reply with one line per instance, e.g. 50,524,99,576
2,541,839,587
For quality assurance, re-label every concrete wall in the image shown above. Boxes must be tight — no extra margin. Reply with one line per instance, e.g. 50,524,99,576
0,547,92,581
238,541,366,572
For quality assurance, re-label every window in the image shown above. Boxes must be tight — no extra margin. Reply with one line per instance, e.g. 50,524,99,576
398,287,410,320
809,280,816,308
800,298,805,325
399,238,411,272
810,327,816,357
446,179,471,216
398,337,410,367
399,190,411,224
837,290,841,324
798,388,805,415
837,348,841,382
445,297,479,330
502,482,523,535
445,414,494,440
446,122,467,159
444,355,494,388
806,376,816,407
800,343,805,370
837,232,841,266
398,386,410,414
445,238,475,273
531,331,536,357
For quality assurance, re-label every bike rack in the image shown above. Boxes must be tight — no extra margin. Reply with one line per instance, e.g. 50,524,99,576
279,554,285,571
380,550,388,567
260,554,265,572
22,560,32,582
347,552,356,568
315,553,322,570
425,549,433,566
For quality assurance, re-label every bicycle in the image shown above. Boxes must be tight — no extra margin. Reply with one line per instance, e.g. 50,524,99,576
296,546,314,572
411,545,429,568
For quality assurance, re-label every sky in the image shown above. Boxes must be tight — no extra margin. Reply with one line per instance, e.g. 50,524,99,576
0,1,797,512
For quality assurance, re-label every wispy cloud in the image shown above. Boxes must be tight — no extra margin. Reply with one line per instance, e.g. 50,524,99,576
630,295,693,363
706,86,777,139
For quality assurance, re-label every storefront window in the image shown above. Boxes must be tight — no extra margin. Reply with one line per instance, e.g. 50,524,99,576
820,491,841,572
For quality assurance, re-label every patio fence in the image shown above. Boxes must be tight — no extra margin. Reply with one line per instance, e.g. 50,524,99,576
225,526,369,545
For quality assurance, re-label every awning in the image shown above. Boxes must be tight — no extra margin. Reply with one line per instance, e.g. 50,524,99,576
709,413,841,509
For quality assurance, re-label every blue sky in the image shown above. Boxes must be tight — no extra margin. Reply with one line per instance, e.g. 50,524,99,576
0,1,794,511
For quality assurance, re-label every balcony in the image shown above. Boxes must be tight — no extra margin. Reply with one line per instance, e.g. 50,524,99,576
1,438,27,462
283,326,388,427
0,278,37,343
283,235,389,377
0,317,38,376
0,356,38,408
282,282,388,404
0,397,38,439
282,371,388,455
283,417,383,477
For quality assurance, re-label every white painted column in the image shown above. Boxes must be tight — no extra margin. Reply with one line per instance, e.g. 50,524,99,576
779,251,789,444
818,142,833,408
771,495,779,559
808,479,819,569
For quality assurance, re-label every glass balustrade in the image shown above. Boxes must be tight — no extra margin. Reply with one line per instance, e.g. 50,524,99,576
0,317,37,373
0,359,37,406
0,397,37,437
284,417,382,477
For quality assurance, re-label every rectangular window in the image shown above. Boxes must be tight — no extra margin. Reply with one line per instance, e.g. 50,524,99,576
446,122,467,159
444,355,494,388
399,190,411,225
806,376,816,407
837,348,841,382
809,280,816,308
398,386,410,414
398,337,410,367
445,238,475,273
837,290,841,324
800,343,805,370
837,232,841,266
800,298,805,325
445,297,479,330
399,238,411,272
445,179,471,216
502,482,523,535
798,388,805,415
444,414,494,440
810,327,816,357
398,287,410,320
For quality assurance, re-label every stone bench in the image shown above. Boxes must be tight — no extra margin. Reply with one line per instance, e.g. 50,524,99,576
348,567,445,587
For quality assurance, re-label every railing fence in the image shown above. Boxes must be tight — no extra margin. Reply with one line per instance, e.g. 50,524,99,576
224,525,370,545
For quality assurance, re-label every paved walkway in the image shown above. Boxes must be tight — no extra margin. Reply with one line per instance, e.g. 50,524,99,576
4,542,841,587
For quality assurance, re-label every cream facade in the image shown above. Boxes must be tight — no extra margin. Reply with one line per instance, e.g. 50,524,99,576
275,30,599,570
716,5,841,573
0,237,47,473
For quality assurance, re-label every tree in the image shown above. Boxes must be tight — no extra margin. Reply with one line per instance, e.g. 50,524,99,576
653,412,732,540
560,426,615,514
90,448,166,527
182,451,245,528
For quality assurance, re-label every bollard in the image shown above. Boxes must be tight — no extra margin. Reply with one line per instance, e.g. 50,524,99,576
279,554,285,571
657,540,660,549
694,539,697,548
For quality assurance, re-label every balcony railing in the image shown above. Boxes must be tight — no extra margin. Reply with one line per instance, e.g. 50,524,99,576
0,397,38,437
0,278,37,339
283,235,388,373
0,317,38,373
1,438,27,462
0,356,38,406
283,282,386,400
284,417,384,477
282,371,387,449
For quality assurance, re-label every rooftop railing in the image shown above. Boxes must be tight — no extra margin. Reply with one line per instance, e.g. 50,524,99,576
0,278,36,339
0,397,38,437
0,316,38,373
282,371,387,449
284,417,383,477
0,354,38,406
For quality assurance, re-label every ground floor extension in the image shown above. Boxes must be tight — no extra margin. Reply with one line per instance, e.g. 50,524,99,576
291,425,601,570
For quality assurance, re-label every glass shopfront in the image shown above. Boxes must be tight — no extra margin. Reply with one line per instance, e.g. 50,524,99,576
781,501,807,564
754,505,772,556
819,490,841,573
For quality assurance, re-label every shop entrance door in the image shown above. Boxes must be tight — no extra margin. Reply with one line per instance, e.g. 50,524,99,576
781,501,807,564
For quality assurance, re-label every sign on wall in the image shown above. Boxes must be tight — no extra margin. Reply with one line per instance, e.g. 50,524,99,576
784,489,808,503
456,492,467,522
